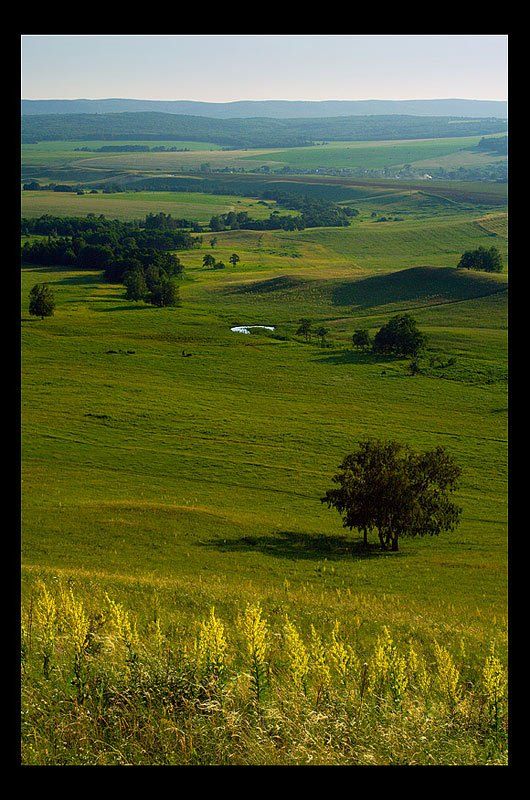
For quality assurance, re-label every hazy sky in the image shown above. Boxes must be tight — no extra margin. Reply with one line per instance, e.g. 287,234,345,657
21,35,508,101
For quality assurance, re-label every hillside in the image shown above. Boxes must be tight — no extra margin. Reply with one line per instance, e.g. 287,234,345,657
21,98,509,118
22,112,508,148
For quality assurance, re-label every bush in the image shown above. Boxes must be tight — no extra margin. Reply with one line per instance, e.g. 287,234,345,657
373,314,426,357
29,283,55,319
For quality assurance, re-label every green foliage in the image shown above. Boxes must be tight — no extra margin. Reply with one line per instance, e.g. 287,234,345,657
315,326,330,346
373,314,426,357
321,439,462,551
22,111,507,149
352,329,371,351
458,246,503,273
28,283,55,319
296,318,313,341
123,269,148,302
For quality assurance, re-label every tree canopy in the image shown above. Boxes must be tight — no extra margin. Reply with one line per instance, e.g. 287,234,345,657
373,314,426,357
352,329,371,351
457,246,503,273
29,283,55,319
321,439,462,551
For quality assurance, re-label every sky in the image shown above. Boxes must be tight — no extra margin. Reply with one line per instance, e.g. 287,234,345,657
21,35,508,102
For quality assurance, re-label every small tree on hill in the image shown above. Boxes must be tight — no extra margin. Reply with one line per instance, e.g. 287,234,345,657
321,439,462,551
29,283,55,320
297,318,312,341
203,253,216,269
373,314,426,357
229,253,240,268
352,329,371,351
210,237,218,249
316,326,330,347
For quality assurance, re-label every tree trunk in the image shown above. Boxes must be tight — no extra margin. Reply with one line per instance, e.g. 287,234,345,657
377,529,387,550
391,536,399,552
363,528,368,547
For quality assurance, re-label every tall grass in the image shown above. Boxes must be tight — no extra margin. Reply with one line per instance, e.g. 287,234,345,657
21,581,507,765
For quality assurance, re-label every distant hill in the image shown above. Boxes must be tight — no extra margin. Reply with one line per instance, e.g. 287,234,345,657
21,112,507,149
21,98,508,119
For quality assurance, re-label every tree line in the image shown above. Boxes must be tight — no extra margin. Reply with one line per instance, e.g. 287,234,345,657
22,111,507,149
21,214,200,238
209,199,356,232
21,215,192,307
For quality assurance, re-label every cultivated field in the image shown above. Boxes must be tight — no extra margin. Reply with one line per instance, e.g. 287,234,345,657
22,134,507,177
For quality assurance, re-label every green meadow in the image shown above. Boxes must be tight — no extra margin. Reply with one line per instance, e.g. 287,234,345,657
21,167,508,764
21,189,286,223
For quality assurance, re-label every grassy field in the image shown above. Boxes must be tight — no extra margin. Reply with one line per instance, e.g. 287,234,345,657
21,190,287,223
21,176,508,764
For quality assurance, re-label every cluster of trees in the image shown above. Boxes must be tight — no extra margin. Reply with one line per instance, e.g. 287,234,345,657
209,199,355,233
296,319,330,346
20,215,189,307
123,264,180,306
202,253,240,270
22,181,83,193
476,135,507,155
210,210,303,232
351,315,426,358
21,214,199,246
296,315,426,357
457,246,503,273
321,439,462,551
144,212,201,232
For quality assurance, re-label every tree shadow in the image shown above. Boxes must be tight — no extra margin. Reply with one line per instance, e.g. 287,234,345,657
311,348,397,367
54,274,102,287
199,529,398,562
92,303,153,313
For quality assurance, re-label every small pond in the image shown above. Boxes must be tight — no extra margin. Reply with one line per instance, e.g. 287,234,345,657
230,325,275,335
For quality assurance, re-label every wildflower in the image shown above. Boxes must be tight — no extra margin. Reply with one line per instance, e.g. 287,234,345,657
242,603,269,703
283,616,309,695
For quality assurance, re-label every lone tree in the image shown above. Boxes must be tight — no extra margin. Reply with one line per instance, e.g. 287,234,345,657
229,253,241,268
210,237,218,249
316,326,330,347
296,318,313,341
203,253,216,269
457,246,503,273
373,314,425,357
321,439,462,552
29,283,55,319
352,329,371,351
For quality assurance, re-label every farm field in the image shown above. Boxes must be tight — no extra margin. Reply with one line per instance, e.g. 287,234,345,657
21,134,507,177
